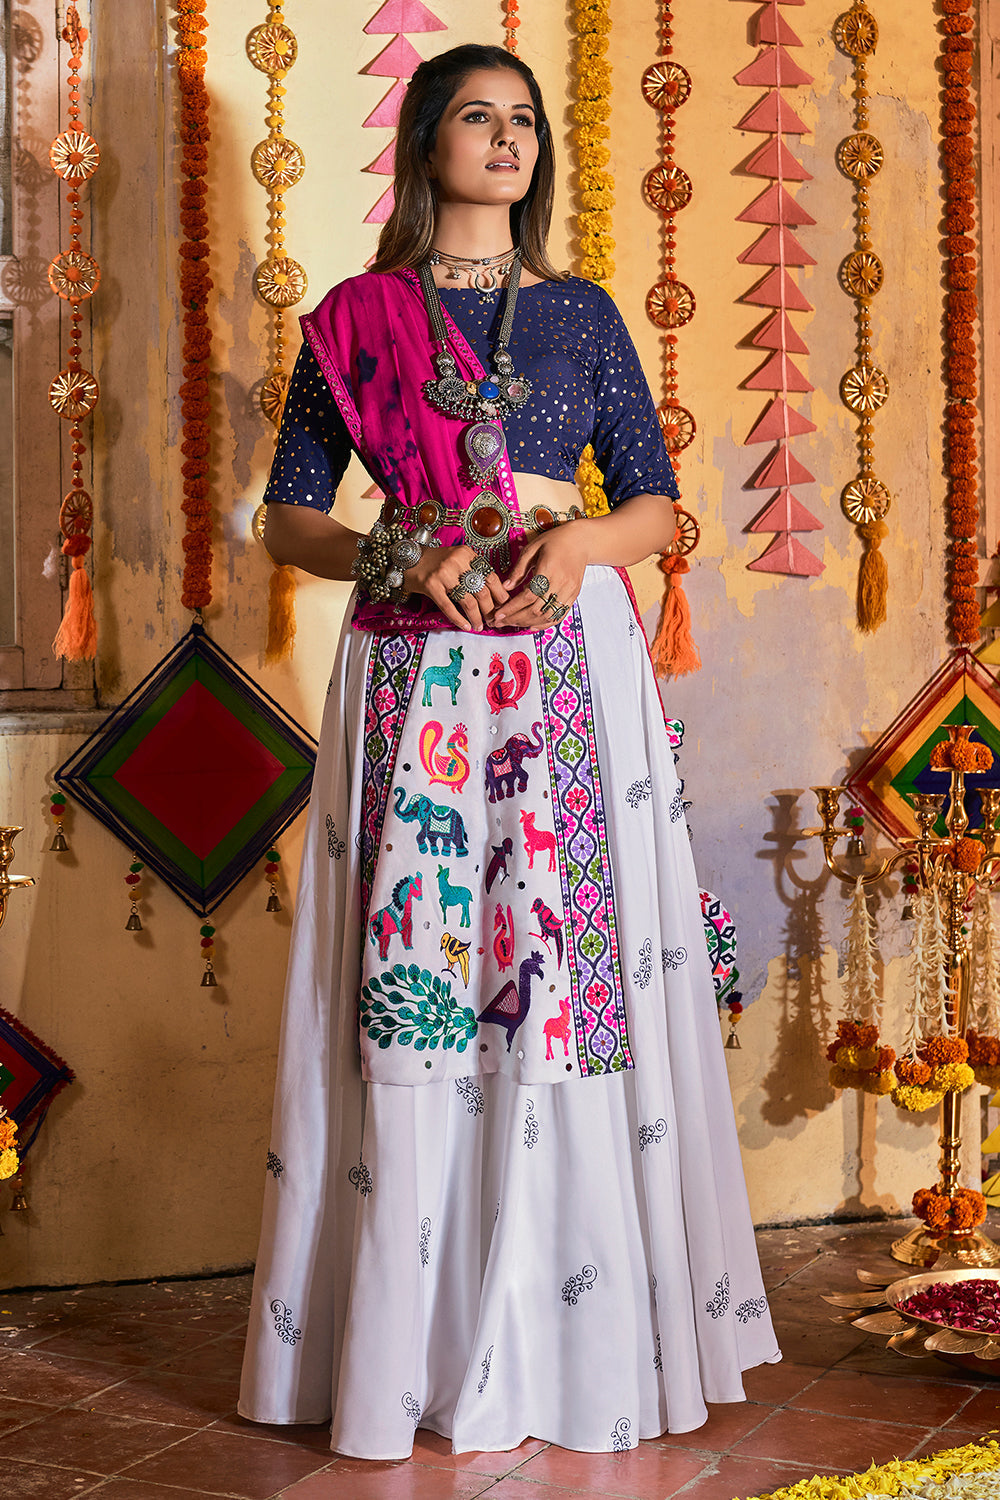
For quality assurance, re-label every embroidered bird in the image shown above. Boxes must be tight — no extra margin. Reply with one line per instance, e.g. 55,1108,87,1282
486,650,532,714
440,931,471,987
485,837,514,893
478,950,545,1052
530,897,564,968
493,903,515,972
418,721,470,793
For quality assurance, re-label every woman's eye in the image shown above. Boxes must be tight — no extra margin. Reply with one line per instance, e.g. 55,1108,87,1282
513,115,535,128
463,111,488,123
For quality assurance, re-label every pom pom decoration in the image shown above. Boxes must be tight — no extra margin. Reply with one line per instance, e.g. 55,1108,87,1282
48,791,69,853
125,853,145,931
264,846,282,912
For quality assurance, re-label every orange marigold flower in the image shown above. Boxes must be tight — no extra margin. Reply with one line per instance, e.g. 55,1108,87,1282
895,1057,932,1086
921,1035,968,1066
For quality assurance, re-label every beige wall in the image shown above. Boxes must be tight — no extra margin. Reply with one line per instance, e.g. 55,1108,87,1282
0,0,978,1286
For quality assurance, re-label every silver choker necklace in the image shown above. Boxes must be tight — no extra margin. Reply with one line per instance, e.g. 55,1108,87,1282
427,246,517,301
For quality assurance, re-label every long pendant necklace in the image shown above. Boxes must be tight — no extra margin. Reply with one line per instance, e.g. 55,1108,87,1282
418,256,532,486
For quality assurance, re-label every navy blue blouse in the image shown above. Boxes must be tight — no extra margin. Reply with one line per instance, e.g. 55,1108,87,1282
264,275,679,511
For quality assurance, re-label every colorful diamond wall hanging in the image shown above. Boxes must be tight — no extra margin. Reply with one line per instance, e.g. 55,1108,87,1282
0,1004,74,1144
846,650,1000,845
55,625,316,917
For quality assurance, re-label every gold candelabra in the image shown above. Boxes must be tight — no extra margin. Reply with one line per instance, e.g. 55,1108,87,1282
0,827,35,932
805,725,1000,1268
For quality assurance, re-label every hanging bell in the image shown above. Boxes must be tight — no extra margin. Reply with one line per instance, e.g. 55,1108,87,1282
10,1175,28,1212
125,906,143,931
725,1028,742,1051
845,836,866,858
266,885,282,913
201,960,218,988
49,827,69,853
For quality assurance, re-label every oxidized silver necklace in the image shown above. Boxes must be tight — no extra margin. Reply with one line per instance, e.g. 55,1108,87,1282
427,246,518,302
418,254,532,486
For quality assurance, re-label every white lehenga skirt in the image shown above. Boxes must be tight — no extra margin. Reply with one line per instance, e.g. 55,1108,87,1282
238,566,780,1459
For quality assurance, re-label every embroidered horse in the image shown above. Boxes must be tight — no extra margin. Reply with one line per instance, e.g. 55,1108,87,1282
484,721,545,801
493,903,515,972
530,896,564,967
421,647,464,707
437,865,472,928
520,809,557,872
478,950,545,1051
543,996,572,1060
418,721,470,793
486,650,532,714
368,872,422,961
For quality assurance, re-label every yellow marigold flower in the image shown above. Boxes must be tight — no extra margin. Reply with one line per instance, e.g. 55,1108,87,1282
891,1084,945,1112
836,1045,862,1069
578,145,611,169
931,1062,975,1093
855,1047,878,1070
829,1064,864,1090
0,1147,19,1180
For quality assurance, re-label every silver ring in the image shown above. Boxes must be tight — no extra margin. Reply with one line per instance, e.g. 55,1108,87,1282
447,584,469,604
469,553,493,578
528,574,550,598
458,569,487,594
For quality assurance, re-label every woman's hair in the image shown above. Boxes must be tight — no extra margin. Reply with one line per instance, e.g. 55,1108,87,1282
371,44,565,281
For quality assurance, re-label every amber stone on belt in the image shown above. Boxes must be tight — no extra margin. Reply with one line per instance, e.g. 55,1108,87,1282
416,501,441,527
383,496,403,523
470,505,504,539
534,507,556,530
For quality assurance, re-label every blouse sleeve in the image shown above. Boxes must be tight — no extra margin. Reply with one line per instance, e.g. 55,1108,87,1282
588,288,680,507
263,342,355,510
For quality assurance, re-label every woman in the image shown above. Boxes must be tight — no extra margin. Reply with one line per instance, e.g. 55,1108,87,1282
239,42,778,1459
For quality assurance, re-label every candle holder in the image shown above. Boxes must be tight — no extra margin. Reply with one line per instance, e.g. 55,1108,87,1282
0,827,35,932
804,725,1000,1268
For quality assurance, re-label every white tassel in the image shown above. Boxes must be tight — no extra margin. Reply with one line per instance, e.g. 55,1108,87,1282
926,884,953,1037
970,886,1000,1034
903,888,932,1059
844,876,881,1025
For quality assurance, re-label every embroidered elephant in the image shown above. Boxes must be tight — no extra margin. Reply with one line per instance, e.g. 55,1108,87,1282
421,647,464,707
484,721,545,802
393,786,469,856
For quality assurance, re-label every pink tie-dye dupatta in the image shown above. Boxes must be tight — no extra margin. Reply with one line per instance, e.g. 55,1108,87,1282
301,269,526,633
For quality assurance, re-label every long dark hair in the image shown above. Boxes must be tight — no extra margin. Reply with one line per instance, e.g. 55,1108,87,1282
371,44,565,281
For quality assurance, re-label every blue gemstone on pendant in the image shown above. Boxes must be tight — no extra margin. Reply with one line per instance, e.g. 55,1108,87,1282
477,379,501,401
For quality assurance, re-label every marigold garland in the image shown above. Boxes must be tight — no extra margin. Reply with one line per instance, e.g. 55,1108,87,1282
940,0,980,645
826,1017,895,1096
176,0,213,613
49,3,100,660
501,0,520,54
912,1183,987,1235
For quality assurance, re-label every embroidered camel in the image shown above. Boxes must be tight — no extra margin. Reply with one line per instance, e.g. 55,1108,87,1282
368,872,422,961
543,996,572,1060
486,650,532,714
530,896,564,967
493,903,515,972
421,647,464,707
418,721,470,794
437,865,472,928
520,809,557,872
485,837,513,892
478,950,545,1051
440,932,471,987
484,722,545,801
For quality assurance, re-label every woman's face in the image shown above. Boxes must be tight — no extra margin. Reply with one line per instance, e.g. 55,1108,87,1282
426,67,540,212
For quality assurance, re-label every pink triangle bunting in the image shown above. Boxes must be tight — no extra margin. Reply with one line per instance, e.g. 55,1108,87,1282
363,0,446,33
751,311,810,354
364,139,397,175
744,351,813,392
738,224,816,267
742,266,813,311
735,46,813,88
363,78,408,127
748,532,824,576
744,137,812,181
749,489,824,532
750,444,816,488
745,397,816,444
364,183,396,223
737,182,815,227
757,9,804,46
738,91,809,135
362,482,386,499
363,34,424,78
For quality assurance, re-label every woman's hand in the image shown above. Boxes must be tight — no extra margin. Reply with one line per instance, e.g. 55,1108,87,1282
404,544,509,632
491,520,593,631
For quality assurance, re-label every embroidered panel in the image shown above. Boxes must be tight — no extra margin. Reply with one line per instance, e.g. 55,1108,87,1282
360,632,425,924
536,613,631,1077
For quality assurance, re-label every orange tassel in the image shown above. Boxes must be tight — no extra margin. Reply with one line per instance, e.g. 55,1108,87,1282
265,562,297,663
857,519,888,633
52,558,97,661
651,554,701,679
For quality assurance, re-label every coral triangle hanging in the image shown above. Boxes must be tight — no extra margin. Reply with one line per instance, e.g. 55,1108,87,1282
54,623,316,918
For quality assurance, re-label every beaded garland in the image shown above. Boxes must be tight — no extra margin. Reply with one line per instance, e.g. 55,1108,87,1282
501,0,520,53
49,2,100,661
835,3,892,633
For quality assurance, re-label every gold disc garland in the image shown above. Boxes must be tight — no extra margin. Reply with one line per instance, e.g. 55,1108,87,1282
641,1,701,679
49,3,99,661
247,0,306,663
836,3,891,633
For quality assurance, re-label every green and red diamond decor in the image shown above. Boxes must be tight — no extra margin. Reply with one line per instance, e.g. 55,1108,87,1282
0,1004,74,1143
846,649,1000,845
55,624,316,916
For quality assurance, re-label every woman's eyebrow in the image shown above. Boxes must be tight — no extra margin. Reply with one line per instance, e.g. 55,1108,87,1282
454,98,535,111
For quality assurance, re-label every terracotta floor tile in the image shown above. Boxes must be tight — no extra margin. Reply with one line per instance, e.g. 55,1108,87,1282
514,1441,710,1497
0,1350,123,1404
732,1406,935,1469
832,1340,986,1384
211,1412,335,1451
408,1428,548,1475
124,1428,335,1498
739,1361,825,1406
653,1402,770,1452
84,1369,239,1427
666,1454,822,1500
85,1485,230,1499
159,1335,246,1382
276,1460,491,1498
0,1407,191,1475
4,1459,107,1498
32,1319,219,1371
788,1367,975,1427
934,1386,1000,1434
0,1395,60,1436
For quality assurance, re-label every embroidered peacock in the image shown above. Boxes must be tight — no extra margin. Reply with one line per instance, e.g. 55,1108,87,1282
418,721,470,793
486,650,532,714
478,950,545,1051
